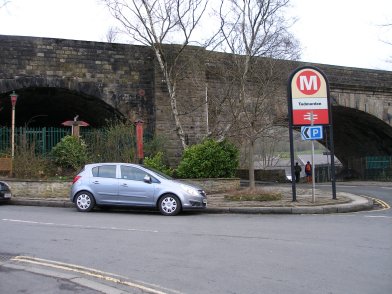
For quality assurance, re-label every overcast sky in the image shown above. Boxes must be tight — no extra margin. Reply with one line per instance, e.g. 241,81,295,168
0,0,391,71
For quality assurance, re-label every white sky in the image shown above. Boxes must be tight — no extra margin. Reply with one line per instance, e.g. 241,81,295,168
0,0,391,71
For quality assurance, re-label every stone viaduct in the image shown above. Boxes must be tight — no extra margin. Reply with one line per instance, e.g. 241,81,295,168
1,34,392,169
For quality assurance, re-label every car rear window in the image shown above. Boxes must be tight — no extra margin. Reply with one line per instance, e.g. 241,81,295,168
92,165,117,178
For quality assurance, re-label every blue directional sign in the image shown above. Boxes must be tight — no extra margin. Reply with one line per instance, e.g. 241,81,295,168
301,125,323,140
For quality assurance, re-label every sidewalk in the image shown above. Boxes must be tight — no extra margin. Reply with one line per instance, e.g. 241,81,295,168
7,182,374,214
205,183,373,214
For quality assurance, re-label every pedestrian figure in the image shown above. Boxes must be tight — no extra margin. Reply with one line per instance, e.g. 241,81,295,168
305,161,312,183
294,162,302,183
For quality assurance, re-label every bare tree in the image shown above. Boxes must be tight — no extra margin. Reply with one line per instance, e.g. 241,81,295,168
1,0,10,9
213,0,300,188
380,23,392,45
103,0,210,149
106,27,118,43
380,23,392,63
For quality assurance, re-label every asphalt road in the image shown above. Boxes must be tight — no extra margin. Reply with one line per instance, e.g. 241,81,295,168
0,183,391,294
319,182,392,215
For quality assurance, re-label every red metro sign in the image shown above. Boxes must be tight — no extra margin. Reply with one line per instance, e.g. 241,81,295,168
288,67,330,126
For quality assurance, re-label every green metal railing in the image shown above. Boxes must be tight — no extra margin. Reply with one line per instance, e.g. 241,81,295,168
363,156,392,180
0,127,154,157
347,156,392,181
0,127,71,155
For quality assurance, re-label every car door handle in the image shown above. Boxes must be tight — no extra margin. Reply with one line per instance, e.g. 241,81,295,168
93,181,100,184
121,183,128,187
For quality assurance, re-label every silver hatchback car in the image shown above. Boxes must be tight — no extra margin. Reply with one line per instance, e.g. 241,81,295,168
70,163,207,216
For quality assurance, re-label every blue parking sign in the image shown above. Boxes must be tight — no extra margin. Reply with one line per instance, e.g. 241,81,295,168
301,126,323,140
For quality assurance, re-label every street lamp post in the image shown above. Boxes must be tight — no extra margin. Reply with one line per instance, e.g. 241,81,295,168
10,91,18,158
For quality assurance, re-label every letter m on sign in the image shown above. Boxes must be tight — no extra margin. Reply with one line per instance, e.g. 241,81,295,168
300,75,317,91
296,70,321,95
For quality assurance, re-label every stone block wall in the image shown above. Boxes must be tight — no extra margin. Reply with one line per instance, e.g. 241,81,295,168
4,179,71,198
179,178,240,194
237,169,287,182
3,178,239,198
2,35,392,166
154,45,208,164
0,35,156,131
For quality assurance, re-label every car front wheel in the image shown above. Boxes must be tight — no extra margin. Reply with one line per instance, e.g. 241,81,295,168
158,194,181,216
75,191,95,212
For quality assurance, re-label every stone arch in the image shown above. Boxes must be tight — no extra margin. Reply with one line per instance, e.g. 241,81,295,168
327,105,392,166
0,76,102,97
0,77,124,127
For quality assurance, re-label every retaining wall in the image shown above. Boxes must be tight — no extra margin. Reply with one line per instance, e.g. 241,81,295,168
2,178,240,198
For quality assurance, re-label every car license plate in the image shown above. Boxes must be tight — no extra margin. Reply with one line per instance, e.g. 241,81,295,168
4,193,11,198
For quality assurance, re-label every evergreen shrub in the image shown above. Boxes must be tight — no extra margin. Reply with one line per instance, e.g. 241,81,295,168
51,135,88,171
176,139,239,178
143,151,174,176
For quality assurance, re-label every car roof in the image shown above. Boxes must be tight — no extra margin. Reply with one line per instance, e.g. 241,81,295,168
85,162,140,167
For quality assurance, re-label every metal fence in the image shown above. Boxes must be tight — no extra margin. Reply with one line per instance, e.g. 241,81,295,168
0,126,154,157
0,127,71,155
346,156,392,181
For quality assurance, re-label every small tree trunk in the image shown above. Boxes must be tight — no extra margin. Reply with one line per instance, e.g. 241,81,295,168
169,88,187,149
155,49,187,149
249,139,255,190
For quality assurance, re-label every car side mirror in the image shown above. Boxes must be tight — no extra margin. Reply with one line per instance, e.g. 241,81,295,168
144,175,152,184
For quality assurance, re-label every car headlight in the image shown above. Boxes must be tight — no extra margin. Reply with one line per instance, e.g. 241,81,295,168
180,184,199,196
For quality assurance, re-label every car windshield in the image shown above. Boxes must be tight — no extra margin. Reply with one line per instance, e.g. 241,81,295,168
141,165,173,180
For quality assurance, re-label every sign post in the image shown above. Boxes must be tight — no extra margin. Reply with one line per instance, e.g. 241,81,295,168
287,66,336,201
301,123,324,202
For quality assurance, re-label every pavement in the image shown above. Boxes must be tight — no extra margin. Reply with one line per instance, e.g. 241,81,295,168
5,182,376,214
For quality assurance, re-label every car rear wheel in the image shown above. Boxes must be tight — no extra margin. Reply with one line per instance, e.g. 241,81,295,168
158,194,181,216
75,191,95,212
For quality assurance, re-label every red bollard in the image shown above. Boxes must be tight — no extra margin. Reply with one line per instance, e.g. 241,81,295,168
135,120,144,163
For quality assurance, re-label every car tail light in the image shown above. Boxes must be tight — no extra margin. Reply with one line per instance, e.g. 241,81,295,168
72,175,81,184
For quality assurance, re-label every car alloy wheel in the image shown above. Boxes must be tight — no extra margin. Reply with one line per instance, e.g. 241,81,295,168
159,194,181,216
75,191,95,212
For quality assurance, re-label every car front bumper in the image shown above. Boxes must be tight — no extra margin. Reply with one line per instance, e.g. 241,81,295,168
183,196,207,210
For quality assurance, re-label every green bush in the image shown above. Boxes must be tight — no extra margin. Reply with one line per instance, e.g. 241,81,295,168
83,121,167,163
143,151,174,176
83,121,135,163
13,144,54,179
51,135,88,171
176,139,239,178
143,135,168,158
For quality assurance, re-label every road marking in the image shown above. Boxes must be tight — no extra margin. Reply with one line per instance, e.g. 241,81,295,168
364,216,392,219
1,219,158,233
380,187,392,189
11,256,181,294
364,197,391,211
